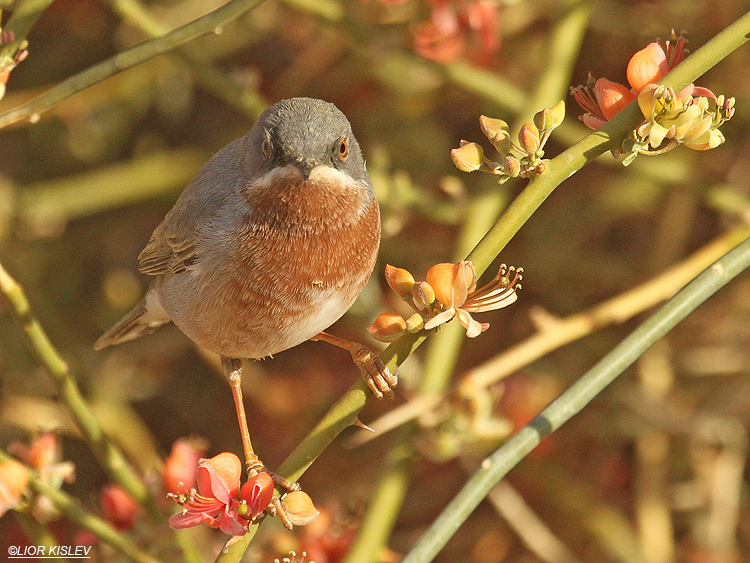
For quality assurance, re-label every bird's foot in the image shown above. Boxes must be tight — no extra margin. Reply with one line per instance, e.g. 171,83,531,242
349,343,398,400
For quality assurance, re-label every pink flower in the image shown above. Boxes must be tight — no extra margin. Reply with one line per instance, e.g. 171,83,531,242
423,261,522,337
572,31,689,129
169,452,274,536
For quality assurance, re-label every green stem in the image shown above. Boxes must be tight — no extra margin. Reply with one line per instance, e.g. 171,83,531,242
401,233,750,563
0,0,267,128
0,0,54,66
103,0,268,118
0,262,158,515
0,451,160,563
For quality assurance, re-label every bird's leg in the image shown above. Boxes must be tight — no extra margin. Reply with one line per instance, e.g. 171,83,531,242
311,332,398,399
221,357,299,495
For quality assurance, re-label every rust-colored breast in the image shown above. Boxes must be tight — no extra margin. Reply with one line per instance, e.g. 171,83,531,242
185,166,380,358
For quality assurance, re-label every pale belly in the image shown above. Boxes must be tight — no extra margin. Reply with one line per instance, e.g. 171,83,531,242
157,270,363,359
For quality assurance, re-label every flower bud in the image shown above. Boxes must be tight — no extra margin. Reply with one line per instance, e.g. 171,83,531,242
101,485,139,531
239,472,274,520
533,108,552,132
0,459,29,518
405,313,424,333
451,142,485,172
411,281,436,310
384,265,415,299
548,100,566,129
425,263,456,309
479,116,512,154
517,123,540,155
164,438,206,495
503,154,520,177
280,490,319,526
367,312,406,343
626,42,668,93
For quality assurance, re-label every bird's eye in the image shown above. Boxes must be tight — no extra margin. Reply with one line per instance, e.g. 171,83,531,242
261,135,272,159
338,136,349,161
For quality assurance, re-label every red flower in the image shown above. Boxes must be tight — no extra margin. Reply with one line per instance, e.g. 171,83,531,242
572,32,689,129
169,452,274,536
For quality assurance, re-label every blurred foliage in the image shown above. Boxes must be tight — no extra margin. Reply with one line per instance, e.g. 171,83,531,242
1,0,750,562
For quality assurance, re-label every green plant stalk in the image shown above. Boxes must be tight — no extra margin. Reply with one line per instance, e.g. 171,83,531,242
103,0,268,118
468,8,750,273
401,232,750,563
0,0,54,67
343,7,592,562
0,264,163,504
0,0,267,129
0,451,160,563
212,8,750,560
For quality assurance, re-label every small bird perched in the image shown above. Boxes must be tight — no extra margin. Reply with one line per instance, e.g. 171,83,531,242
96,97,397,525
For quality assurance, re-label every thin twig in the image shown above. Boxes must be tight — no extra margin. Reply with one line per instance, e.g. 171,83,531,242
0,0,266,128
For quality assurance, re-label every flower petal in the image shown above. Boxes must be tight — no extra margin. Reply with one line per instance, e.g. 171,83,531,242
594,79,636,120
456,308,484,338
424,308,456,330
169,510,205,529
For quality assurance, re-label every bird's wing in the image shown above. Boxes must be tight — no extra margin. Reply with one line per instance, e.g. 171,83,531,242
137,137,248,276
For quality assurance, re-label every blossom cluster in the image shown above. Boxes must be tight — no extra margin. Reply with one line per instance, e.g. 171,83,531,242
570,31,735,165
368,261,522,342
0,30,29,101
450,101,565,184
168,452,318,536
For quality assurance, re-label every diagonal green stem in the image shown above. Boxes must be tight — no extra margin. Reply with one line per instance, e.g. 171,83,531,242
0,450,161,563
401,233,750,563
0,261,200,562
0,0,267,129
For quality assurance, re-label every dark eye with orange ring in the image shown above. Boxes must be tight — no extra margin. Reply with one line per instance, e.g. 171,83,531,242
261,135,272,159
338,136,349,161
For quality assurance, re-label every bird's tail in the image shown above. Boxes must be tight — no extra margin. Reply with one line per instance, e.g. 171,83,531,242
94,291,170,350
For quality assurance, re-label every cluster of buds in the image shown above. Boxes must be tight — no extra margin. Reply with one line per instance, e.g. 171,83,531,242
0,30,30,101
451,101,565,184
368,261,522,342
571,31,735,165
168,452,318,536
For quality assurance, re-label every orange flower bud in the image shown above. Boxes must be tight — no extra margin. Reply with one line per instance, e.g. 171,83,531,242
384,265,415,299
627,42,668,93
367,312,406,343
451,142,485,172
0,459,29,517
425,263,457,309
594,78,636,120
163,438,206,495
518,123,540,154
280,490,319,526
101,484,139,531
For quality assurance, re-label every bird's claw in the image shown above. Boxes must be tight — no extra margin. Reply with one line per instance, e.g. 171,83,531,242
350,344,398,399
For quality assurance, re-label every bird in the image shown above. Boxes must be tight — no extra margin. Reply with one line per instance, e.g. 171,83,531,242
95,97,397,524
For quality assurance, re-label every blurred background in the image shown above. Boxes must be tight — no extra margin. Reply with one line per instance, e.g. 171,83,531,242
1,0,750,561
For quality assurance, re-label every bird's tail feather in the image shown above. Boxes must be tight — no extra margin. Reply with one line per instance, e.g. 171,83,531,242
94,293,170,350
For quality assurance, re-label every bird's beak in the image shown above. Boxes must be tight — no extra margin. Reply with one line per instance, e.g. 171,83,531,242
293,158,318,181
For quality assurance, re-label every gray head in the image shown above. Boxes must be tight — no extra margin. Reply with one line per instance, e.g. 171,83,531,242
243,97,370,185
